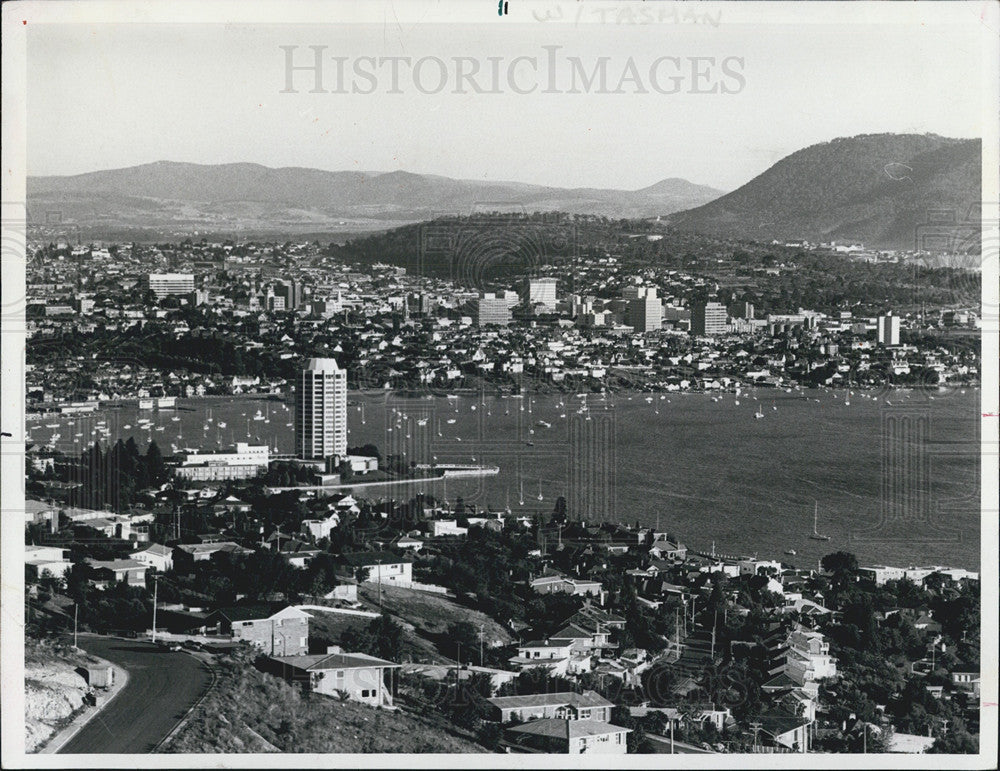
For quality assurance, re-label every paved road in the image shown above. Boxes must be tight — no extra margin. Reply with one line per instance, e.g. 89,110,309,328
59,636,211,754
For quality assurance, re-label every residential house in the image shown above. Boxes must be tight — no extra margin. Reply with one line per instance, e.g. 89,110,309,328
301,513,340,541
341,551,413,585
173,541,255,571
530,575,605,604
85,558,148,588
501,718,630,754
648,539,687,560
25,544,73,580
131,543,174,572
266,650,400,707
487,690,614,723
206,605,311,656
508,640,579,677
758,709,811,752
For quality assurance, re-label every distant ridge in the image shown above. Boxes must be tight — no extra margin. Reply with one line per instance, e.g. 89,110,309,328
27,162,724,235
668,133,981,250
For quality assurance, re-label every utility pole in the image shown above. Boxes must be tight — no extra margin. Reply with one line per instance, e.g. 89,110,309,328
73,603,79,649
670,717,675,753
711,609,717,660
863,722,867,753
749,721,762,753
479,624,485,666
151,576,158,644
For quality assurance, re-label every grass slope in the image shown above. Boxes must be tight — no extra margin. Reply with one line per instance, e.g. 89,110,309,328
163,651,485,753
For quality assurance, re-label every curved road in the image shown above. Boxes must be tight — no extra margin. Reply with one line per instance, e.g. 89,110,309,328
59,636,211,754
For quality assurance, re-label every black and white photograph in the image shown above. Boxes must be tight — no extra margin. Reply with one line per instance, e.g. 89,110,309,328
1,1,997,767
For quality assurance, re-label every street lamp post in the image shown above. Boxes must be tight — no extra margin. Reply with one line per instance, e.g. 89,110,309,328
151,575,159,644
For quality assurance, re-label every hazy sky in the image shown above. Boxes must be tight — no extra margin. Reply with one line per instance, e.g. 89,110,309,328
27,14,987,191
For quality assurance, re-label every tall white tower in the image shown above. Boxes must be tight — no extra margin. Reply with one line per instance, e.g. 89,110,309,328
295,358,347,460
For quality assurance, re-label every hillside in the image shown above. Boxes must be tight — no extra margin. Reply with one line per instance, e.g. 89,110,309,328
163,650,486,753
668,134,981,250
27,162,723,237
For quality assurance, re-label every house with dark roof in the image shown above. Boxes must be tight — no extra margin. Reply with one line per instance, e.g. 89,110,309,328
266,649,401,706
173,541,255,571
487,690,614,723
758,709,812,752
341,551,413,585
84,558,148,588
501,718,630,754
205,605,311,656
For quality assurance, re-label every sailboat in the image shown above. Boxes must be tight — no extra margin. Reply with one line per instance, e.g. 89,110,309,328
537,479,543,502
809,501,831,541
518,479,525,506
754,406,764,419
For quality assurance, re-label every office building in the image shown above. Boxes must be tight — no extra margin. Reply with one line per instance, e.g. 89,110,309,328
626,287,662,333
174,443,270,482
277,279,304,311
295,358,348,460
475,294,512,327
525,278,558,312
144,273,195,298
690,300,728,336
878,314,900,346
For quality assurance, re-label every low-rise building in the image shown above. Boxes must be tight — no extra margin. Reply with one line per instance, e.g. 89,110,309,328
267,650,400,707
85,558,148,588
131,543,174,572
206,605,311,656
487,690,614,723
25,544,73,580
501,718,630,754
341,551,413,585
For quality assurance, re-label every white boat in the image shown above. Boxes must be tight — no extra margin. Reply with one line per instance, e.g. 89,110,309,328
171,416,181,422
535,420,552,429
155,426,165,431
809,502,831,541
44,423,59,429
785,549,797,556
218,421,226,428
446,418,457,424
754,407,764,419
253,410,265,421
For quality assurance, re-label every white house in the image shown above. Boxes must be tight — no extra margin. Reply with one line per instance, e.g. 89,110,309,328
131,543,174,572
25,544,73,580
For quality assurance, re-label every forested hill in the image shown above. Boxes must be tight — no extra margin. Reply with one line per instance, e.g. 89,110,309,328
668,134,981,250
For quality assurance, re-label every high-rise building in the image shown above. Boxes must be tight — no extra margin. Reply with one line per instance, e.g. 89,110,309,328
295,358,348,460
144,273,195,298
627,287,662,333
525,277,558,311
690,300,728,336
878,314,901,346
475,294,512,327
277,279,304,310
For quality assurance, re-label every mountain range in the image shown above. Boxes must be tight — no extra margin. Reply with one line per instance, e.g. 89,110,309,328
26,163,722,236
27,133,981,249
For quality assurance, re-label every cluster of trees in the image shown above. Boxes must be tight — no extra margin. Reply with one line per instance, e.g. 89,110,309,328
29,438,168,512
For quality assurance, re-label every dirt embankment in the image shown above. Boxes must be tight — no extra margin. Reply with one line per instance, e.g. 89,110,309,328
24,639,94,752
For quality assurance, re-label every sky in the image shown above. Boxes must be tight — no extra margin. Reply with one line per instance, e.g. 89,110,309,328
25,10,989,192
